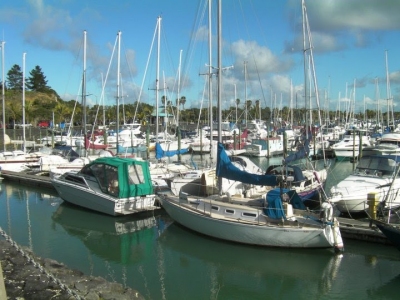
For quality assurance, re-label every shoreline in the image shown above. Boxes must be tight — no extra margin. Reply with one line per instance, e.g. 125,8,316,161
0,238,144,299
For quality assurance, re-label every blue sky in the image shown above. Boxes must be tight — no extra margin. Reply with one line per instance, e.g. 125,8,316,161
1,0,400,118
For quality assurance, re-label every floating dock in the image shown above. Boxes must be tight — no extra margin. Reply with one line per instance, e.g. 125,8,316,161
337,217,389,244
1,170,54,190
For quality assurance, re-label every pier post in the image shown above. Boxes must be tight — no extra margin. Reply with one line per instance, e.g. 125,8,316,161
368,191,380,220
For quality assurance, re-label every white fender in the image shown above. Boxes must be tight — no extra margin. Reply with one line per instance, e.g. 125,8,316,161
321,201,333,222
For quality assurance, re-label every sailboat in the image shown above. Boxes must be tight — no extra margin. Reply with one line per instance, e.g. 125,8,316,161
159,0,343,252
0,52,49,172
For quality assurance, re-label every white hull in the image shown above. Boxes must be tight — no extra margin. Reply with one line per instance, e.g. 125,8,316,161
332,148,361,158
243,140,283,157
160,194,343,250
53,180,156,216
330,156,400,213
331,132,371,158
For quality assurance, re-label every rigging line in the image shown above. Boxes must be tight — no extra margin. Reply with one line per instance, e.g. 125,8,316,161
182,0,208,95
133,18,159,121
60,35,84,101
237,0,268,104
120,38,139,100
161,25,178,82
196,77,208,133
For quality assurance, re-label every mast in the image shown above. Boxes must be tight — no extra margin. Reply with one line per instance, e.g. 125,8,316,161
385,50,393,130
217,0,222,144
208,0,213,158
155,16,161,142
302,0,308,129
177,49,182,126
116,31,121,150
22,52,26,153
217,0,222,193
82,30,87,134
1,41,5,151
290,79,293,127
244,61,247,126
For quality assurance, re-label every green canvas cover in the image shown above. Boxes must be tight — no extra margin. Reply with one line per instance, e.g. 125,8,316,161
88,157,154,198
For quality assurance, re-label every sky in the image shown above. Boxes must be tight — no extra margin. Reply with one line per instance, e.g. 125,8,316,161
1,0,400,120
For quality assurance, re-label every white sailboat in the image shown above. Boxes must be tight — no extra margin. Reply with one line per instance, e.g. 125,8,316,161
159,0,343,252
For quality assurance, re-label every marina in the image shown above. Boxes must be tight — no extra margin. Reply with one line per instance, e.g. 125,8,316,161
1,0,400,298
0,177,400,299
0,153,393,245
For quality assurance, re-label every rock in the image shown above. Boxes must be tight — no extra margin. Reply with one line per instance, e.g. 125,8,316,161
0,240,145,299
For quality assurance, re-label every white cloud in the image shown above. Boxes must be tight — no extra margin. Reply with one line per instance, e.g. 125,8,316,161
231,39,292,75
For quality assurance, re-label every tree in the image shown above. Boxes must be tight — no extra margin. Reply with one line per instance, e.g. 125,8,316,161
27,65,50,92
7,64,23,91
179,96,186,110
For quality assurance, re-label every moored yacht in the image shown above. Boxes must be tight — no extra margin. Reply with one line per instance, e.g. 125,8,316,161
363,132,400,156
329,155,400,214
331,129,372,159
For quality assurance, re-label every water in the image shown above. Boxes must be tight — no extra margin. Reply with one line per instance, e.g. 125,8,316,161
0,157,400,300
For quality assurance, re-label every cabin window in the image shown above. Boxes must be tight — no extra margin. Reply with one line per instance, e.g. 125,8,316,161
211,205,219,211
242,212,257,217
128,164,145,184
225,209,234,214
64,175,86,186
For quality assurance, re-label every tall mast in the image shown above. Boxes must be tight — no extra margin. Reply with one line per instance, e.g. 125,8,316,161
208,0,213,157
177,49,182,126
217,0,222,144
22,52,26,153
116,31,121,149
1,41,5,151
82,30,87,133
302,0,308,128
155,16,161,141
244,61,247,126
385,50,393,129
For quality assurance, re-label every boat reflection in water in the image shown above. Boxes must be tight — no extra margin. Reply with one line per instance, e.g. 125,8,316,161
51,203,171,264
158,223,344,299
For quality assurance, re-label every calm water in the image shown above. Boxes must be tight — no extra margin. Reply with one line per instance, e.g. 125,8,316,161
0,157,399,300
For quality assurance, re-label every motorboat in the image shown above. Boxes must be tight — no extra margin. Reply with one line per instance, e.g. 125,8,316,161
363,132,400,156
52,157,159,216
331,129,372,159
242,136,284,157
329,155,400,214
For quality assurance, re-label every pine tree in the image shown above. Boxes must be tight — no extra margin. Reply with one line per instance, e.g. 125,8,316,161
6,64,23,91
27,65,50,92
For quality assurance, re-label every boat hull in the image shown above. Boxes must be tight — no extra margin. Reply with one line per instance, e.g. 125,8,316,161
53,180,157,216
160,195,341,249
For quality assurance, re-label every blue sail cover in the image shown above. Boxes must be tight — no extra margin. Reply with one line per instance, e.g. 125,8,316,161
284,131,312,164
216,143,279,186
155,142,190,160
265,188,287,219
